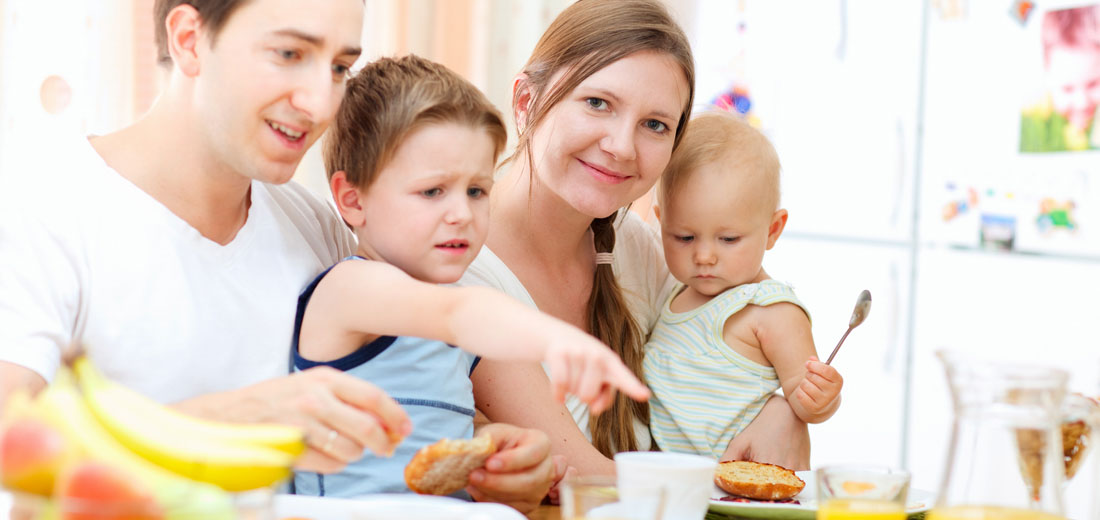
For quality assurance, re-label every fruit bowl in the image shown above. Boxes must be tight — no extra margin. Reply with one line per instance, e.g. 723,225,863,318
3,486,275,520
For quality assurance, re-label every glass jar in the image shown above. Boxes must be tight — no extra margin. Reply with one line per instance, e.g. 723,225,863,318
928,350,1067,520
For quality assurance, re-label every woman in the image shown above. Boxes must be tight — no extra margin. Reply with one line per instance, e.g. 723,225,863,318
459,0,810,483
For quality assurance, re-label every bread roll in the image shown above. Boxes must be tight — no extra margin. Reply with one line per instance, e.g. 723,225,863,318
404,436,496,495
714,460,805,500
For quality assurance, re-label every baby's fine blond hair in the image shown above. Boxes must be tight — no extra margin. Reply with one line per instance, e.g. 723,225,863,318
660,111,781,216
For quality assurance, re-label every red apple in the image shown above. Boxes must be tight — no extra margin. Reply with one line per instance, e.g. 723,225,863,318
56,460,163,520
0,417,73,495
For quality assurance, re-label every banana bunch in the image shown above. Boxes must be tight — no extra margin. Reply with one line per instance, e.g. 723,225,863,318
3,368,237,518
71,357,303,491
0,356,308,518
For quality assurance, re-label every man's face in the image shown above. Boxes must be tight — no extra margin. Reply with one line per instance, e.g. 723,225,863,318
190,0,363,184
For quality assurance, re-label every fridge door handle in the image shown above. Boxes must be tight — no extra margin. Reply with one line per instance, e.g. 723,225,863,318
836,0,848,60
884,260,901,373
891,118,906,230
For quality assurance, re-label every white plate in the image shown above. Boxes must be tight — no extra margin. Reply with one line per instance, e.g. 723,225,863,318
708,471,934,519
273,493,526,520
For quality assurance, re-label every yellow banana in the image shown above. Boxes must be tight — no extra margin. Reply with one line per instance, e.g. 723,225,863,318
72,357,305,456
29,368,236,519
70,357,297,492
1,388,33,423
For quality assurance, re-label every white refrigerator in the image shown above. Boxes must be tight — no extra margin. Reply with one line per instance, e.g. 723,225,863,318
686,1,1098,516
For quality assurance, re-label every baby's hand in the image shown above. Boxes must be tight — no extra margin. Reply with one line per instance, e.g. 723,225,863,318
544,330,650,414
793,356,843,417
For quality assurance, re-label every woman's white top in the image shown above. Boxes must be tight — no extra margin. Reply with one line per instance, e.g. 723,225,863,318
457,211,676,451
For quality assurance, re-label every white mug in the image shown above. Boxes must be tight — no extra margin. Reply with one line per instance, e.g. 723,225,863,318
614,451,716,520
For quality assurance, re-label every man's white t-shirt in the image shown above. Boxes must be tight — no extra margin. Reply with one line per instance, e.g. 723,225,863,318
0,133,354,403
457,211,676,451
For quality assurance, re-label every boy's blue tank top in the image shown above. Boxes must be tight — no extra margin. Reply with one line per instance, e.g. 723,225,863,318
290,256,480,498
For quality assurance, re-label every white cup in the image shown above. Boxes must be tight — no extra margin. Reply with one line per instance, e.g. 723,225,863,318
614,451,717,520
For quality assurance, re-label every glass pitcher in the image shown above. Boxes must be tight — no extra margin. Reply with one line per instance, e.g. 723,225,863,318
929,350,1067,520
1093,362,1100,520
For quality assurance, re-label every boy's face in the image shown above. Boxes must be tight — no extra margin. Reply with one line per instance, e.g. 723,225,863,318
358,123,496,284
1046,44,1100,131
660,161,778,297
191,0,363,184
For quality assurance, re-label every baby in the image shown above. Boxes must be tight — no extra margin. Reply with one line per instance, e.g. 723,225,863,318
292,55,648,498
643,111,843,460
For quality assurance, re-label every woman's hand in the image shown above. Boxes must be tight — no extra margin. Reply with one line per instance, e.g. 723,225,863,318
545,455,577,505
466,422,557,513
175,366,412,474
720,394,810,470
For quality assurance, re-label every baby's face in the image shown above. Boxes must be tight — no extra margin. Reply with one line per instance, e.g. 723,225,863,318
357,122,496,284
660,163,777,297
1046,44,1100,131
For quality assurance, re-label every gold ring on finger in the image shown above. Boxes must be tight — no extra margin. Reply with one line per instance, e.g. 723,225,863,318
322,428,338,453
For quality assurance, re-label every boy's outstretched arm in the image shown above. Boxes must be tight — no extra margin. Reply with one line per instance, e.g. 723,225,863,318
754,303,843,424
302,260,649,414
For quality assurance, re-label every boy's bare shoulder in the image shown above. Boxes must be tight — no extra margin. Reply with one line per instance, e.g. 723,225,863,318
312,258,416,302
325,257,406,280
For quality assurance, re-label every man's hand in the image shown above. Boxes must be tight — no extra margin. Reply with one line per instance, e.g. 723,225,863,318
466,422,556,513
176,366,412,474
721,394,810,470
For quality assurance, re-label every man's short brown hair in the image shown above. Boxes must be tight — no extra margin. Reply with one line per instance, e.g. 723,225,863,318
324,54,507,190
154,0,251,66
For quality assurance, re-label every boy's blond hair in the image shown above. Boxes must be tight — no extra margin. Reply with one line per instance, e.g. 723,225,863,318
324,54,507,189
660,111,781,215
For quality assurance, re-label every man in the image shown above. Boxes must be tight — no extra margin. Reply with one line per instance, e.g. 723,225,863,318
0,0,557,510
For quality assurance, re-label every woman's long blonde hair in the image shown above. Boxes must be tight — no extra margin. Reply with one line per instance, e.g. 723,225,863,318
511,0,695,456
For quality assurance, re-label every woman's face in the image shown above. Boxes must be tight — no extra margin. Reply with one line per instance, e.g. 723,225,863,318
524,50,690,218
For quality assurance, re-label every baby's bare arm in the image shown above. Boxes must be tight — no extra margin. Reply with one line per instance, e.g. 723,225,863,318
754,303,842,423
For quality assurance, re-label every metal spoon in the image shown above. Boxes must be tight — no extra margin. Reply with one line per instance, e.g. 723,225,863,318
825,290,872,365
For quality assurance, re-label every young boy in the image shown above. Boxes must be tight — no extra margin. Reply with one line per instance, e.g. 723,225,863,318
291,55,649,498
643,111,844,460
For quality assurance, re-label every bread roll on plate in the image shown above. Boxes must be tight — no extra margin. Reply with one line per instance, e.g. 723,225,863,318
714,460,805,500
